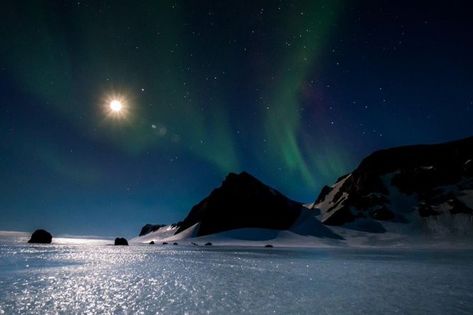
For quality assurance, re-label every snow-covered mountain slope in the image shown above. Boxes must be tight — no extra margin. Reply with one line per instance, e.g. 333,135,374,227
312,137,473,235
133,207,343,245
134,224,180,242
133,227,344,247
131,223,198,244
132,220,473,248
138,224,167,236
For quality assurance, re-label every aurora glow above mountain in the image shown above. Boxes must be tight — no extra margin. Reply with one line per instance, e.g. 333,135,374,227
0,1,472,236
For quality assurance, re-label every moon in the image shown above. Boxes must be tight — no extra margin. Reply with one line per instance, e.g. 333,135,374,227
110,100,123,112
103,93,128,120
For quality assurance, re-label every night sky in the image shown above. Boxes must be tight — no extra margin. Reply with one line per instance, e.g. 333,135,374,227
1,1,472,237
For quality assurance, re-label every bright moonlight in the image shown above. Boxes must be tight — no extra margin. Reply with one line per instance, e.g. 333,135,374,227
110,99,122,112
104,94,128,119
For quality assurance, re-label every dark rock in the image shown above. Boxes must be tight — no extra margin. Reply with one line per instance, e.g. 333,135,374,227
173,242,178,245
264,244,273,248
191,242,199,246
429,190,456,205
464,159,473,176
323,206,355,226
370,206,395,221
176,172,303,237
391,166,458,195
162,242,168,245
204,242,212,246
459,178,473,190
139,224,166,236
356,137,472,176
114,237,128,246
353,194,389,209
28,229,52,244
170,222,182,228
393,214,409,223
149,241,155,245
314,185,333,205
448,198,473,214
417,202,440,217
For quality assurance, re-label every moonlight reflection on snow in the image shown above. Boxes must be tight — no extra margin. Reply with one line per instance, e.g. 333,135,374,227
0,241,472,314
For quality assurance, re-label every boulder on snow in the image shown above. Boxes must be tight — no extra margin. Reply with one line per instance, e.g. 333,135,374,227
28,229,52,244
264,244,273,248
204,242,212,246
114,237,128,246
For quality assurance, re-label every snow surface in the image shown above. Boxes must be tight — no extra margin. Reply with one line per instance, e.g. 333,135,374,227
1,237,473,314
132,224,473,249
0,231,110,246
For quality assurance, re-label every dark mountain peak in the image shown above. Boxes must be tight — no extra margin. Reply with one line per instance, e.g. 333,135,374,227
222,171,261,186
176,171,302,236
219,171,274,194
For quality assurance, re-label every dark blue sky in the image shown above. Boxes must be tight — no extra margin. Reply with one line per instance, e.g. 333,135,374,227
1,1,472,237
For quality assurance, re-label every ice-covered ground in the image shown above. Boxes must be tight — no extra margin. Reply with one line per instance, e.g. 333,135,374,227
1,237,473,314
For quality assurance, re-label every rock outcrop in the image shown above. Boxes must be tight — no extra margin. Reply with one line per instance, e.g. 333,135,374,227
28,229,52,244
139,224,166,236
114,237,128,246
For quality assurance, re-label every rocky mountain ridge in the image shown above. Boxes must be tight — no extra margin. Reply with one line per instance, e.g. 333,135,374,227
139,137,473,239
313,137,473,233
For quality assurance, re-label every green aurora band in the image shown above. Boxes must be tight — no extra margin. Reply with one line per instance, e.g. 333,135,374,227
1,1,349,193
